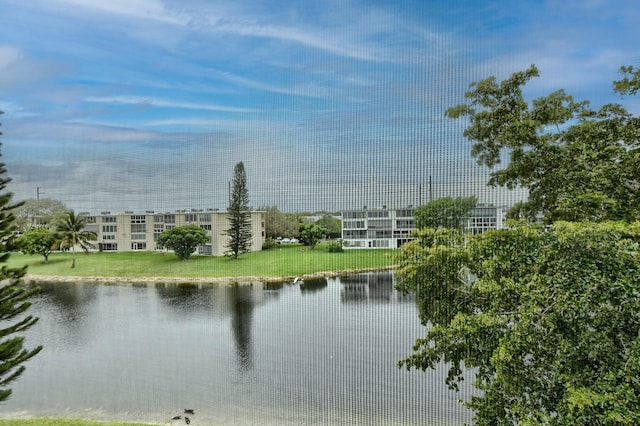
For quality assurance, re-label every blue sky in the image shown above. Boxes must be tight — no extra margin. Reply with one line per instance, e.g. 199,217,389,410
1,0,639,213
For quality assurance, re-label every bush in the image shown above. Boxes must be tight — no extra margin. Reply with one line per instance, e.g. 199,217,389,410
326,240,344,253
262,237,279,250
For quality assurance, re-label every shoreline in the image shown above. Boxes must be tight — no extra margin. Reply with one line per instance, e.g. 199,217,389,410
23,266,396,286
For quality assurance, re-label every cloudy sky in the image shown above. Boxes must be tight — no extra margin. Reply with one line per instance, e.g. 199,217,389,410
1,0,639,214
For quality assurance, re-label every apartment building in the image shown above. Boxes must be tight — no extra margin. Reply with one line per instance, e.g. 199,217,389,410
341,204,508,249
83,209,265,256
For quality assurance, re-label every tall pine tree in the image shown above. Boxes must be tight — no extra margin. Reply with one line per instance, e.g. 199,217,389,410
0,112,42,401
225,162,252,259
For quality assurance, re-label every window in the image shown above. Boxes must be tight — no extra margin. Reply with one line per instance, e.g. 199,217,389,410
343,220,365,229
102,216,116,223
343,230,367,239
102,225,117,233
131,233,146,240
131,224,146,233
100,243,117,251
395,219,414,229
396,209,413,218
344,211,366,219
368,219,392,229
164,215,175,224
200,224,212,230
102,234,115,240
131,215,146,224
199,214,211,222
185,214,197,222
368,211,389,218
131,242,146,250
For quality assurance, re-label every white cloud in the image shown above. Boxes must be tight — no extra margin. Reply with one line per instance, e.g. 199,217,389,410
51,0,189,25
85,96,258,113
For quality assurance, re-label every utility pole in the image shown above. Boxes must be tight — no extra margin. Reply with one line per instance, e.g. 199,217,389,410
35,187,45,226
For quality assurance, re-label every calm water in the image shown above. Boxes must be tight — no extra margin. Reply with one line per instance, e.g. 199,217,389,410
0,272,473,425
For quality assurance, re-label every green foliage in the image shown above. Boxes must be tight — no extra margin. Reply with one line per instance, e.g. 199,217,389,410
316,213,341,238
447,65,640,223
17,227,59,263
414,196,477,230
613,65,640,96
261,237,279,250
396,221,640,425
298,222,326,250
0,111,42,401
56,210,97,268
225,162,252,259
325,240,344,252
156,224,209,260
13,198,68,231
259,205,300,238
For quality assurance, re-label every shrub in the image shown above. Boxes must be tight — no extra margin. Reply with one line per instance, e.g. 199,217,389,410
326,240,344,253
262,237,279,250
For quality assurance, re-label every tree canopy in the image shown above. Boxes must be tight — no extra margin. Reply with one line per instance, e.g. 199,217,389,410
446,65,640,223
156,224,209,260
396,65,640,425
225,162,252,259
259,205,300,239
298,222,326,250
56,210,97,268
13,198,68,231
396,222,640,425
17,227,58,263
316,213,341,239
413,196,477,230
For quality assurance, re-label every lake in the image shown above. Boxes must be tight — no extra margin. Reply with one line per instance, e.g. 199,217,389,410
0,272,473,425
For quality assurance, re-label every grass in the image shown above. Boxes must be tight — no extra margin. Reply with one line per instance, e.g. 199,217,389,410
9,243,396,280
0,420,159,426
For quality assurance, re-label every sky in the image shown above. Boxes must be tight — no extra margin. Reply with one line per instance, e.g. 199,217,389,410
1,0,639,214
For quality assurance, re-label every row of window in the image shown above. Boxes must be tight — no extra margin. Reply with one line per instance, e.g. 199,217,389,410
343,219,414,230
91,213,217,224
100,223,214,235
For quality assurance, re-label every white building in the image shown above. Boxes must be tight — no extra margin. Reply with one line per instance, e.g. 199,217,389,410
83,209,265,256
341,204,508,249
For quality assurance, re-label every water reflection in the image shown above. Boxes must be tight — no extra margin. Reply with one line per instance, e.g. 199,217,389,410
30,282,98,347
4,273,470,425
299,277,327,294
340,271,403,303
226,285,254,371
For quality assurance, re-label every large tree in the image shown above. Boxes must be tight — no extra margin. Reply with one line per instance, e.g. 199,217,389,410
156,224,209,260
316,213,341,239
56,210,97,268
0,111,42,401
14,198,68,231
446,65,640,223
17,227,59,264
413,196,477,230
225,162,252,259
298,222,326,250
396,222,640,425
259,205,300,239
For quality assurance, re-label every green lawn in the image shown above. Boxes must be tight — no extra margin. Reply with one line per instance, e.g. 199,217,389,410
9,244,396,280
0,420,159,426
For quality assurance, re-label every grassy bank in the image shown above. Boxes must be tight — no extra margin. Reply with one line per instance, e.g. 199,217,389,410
0,420,158,426
9,243,396,281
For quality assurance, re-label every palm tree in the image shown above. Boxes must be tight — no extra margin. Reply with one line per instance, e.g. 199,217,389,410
56,210,97,268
